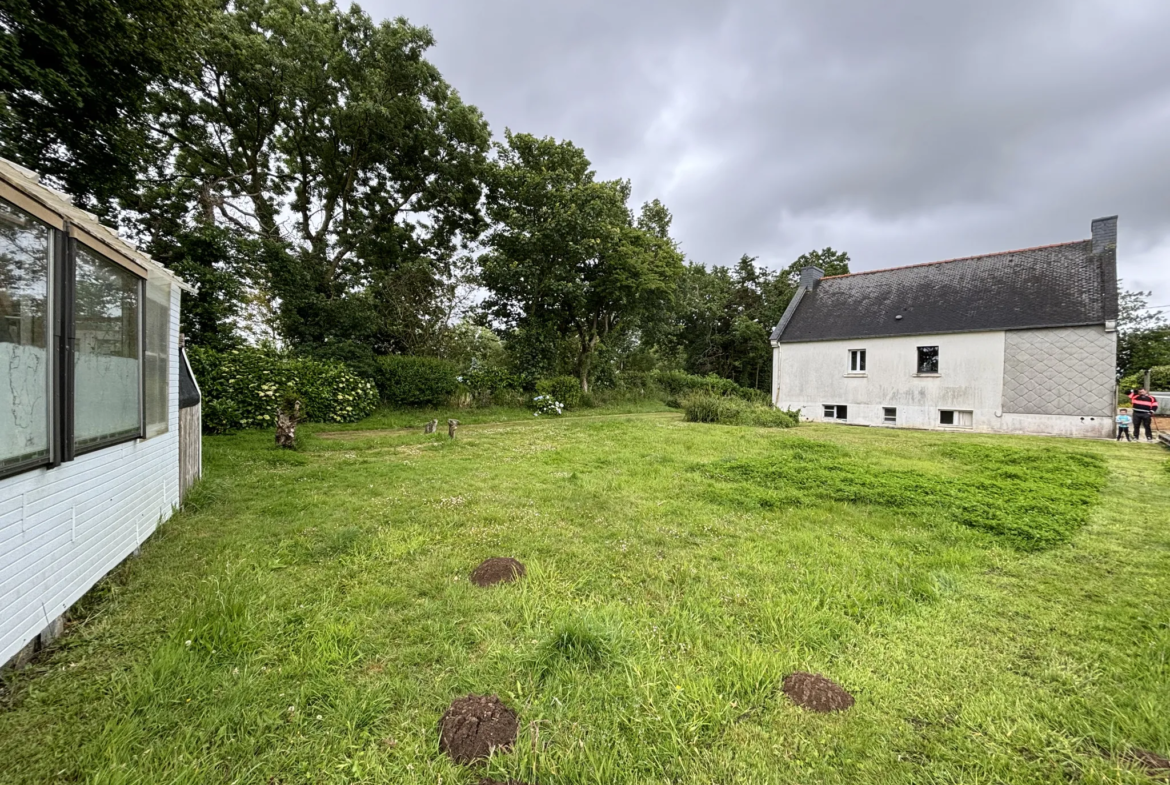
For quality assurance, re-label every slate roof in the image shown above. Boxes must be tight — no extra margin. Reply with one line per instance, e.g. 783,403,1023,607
774,239,1118,343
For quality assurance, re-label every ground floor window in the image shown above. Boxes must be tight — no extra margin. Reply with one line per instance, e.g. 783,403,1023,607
883,406,897,423
0,199,52,473
73,246,142,452
939,409,973,428
823,404,848,420
0,190,169,478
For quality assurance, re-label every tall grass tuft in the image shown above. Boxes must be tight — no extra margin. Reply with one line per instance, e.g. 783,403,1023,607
682,393,798,428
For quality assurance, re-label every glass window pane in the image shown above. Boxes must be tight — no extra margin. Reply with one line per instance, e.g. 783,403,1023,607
144,277,170,437
74,245,140,449
0,199,51,470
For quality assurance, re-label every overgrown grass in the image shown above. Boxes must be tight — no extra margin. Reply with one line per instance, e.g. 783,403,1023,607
1,411,1167,784
682,393,799,427
704,437,1107,550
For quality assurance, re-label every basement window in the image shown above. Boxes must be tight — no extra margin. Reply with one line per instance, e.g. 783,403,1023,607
848,349,866,373
823,404,848,421
883,407,897,424
917,346,939,374
939,410,972,428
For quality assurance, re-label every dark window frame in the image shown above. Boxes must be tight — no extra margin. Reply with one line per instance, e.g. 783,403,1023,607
1,211,148,478
0,200,55,480
883,406,897,423
916,345,939,374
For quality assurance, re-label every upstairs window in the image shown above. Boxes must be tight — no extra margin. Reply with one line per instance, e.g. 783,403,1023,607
0,200,52,474
849,349,866,372
917,345,939,374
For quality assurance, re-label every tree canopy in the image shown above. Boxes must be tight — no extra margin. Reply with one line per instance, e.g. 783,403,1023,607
479,132,684,391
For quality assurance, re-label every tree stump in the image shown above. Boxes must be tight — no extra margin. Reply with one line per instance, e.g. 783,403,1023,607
448,419,459,438
275,400,301,449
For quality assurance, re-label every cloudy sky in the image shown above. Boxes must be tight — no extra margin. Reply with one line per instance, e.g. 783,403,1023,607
374,0,1170,311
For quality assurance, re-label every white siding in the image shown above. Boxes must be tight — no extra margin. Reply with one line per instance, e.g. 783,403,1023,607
0,285,183,666
773,327,1114,438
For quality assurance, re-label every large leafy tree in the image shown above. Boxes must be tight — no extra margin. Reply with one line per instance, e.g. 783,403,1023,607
152,0,491,352
1117,287,1170,378
652,249,851,390
0,0,204,212
479,132,684,391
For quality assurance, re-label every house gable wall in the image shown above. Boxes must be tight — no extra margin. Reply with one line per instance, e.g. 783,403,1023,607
1001,326,1116,417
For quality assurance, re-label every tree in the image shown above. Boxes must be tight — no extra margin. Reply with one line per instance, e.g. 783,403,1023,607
479,132,684,391
1117,287,1170,378
785,247,851,282
152,0,491,352
0,0,204,212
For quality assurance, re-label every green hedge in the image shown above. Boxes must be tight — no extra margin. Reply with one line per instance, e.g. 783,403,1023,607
1119,365,1170,393
188,347,378,433
374,355,460,406
682,393,798,428
535,375,584,409
653,370,769,405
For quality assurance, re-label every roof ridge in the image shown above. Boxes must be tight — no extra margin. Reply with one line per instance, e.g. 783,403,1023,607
819,239,1089,280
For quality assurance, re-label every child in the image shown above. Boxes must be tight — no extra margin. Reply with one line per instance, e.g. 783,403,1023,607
1116,408,1132,441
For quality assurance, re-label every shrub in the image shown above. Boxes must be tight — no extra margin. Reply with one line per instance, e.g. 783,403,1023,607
653,370,768,405
1120,365,1170,394
458,360,522,406
682,393,798,428
535,376,583,410
187,346,379,433
374,355,459,406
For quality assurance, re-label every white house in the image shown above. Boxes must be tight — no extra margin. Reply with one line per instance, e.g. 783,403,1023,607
1,158,198,669
770,217,1119,439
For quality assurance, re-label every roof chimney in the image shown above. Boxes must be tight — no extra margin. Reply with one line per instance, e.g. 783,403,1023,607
799,265,824,289
1091,215,1117,254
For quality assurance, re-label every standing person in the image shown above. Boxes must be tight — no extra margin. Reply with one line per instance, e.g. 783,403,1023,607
1128,388,1158,442
1116,408,1132,441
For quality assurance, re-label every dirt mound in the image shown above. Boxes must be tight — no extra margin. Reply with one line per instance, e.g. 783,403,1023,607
471,557,526,587
781,672,854,713
438,694,519,764
1125,748,1170,778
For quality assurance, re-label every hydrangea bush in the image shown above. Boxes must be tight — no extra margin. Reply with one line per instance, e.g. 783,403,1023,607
188,346,378,433
532,395,565,416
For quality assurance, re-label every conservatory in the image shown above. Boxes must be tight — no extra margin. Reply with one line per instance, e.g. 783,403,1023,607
0,157,196,668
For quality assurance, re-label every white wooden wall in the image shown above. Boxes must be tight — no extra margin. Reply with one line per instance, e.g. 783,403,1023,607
0,285,183,666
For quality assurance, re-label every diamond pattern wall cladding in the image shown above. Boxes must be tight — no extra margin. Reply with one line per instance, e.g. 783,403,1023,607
1001,327,1116,416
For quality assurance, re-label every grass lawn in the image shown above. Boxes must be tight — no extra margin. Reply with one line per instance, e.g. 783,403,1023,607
1,409,1168,784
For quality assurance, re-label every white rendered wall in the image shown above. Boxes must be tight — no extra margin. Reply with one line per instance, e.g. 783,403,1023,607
773,328,1114,438
0,285,182,666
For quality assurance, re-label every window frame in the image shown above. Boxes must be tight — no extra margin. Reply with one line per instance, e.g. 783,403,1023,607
848,349,867,373
822,404,848,421
71,240,145,457
0,209,153,478
882,406,897,424
0,198,55,479
939,409,973,428
916,345,939,375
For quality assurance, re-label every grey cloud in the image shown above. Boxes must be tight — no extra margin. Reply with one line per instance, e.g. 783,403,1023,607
372,0,1170,300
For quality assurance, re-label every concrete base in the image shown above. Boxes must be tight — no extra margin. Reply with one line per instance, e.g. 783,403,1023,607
1,613,65,673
